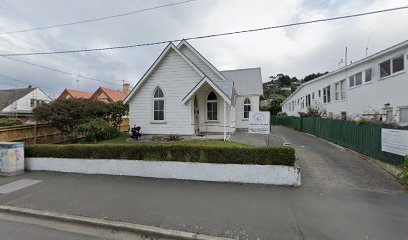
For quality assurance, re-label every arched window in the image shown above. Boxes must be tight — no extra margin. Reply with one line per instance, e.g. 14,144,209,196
207,91,217,121
244,98,251,119
153,87,164,121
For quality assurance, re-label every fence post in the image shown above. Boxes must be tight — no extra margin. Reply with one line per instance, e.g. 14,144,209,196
33,124,37,145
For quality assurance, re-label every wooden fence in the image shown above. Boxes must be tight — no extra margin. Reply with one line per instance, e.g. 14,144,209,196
0,118,130,145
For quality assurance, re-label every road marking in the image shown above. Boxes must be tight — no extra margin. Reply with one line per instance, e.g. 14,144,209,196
0,179,42,194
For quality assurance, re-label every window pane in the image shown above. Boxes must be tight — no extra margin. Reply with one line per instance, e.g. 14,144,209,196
244,111,249,119
154,100,158,110
154,111,159,120
380,60,391,78
365,69,372,82
207,103,212,112
349,76,355,87
207,92,217,100
154,88,164,98
392,56,404,73
355,72,362,86
158,111,164,120
158,100,164,110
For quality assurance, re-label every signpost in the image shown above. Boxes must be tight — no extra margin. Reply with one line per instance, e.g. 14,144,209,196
381,128,408,156
248,111,270,145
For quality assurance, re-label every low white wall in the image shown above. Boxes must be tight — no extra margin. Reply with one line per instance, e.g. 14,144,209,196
25,158,301,186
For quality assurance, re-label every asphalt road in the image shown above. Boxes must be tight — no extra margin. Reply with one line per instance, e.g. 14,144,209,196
0,126,406,239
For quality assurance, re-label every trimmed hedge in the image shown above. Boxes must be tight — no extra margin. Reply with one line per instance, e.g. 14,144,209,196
25,144,296,166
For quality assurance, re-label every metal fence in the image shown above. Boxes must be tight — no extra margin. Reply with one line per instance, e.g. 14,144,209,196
271,116,406,165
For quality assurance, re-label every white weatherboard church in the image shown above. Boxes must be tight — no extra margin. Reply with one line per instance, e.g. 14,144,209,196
124,40,263,136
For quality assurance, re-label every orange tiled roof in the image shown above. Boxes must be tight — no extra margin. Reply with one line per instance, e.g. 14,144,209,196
91,87,128,103
58,89,93,99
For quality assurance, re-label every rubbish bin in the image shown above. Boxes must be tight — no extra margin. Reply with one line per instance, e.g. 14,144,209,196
0,142,24,176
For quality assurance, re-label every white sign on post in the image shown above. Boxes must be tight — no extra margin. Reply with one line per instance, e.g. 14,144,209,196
248,111,270,134
381,128,408,156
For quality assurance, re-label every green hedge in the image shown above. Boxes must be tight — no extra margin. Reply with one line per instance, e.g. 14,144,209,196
25,144,296,166
0,118,22,127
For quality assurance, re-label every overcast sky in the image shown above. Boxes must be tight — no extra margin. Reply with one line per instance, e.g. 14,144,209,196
0,0,407,98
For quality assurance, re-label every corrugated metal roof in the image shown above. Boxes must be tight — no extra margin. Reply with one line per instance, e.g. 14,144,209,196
221,68,263,96
212,79,234,99
0,87,36,111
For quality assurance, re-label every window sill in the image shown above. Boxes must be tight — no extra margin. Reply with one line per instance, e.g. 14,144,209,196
378,70,406,81
204,120,220,123
333,99,346,103
150,121,167,124
242,118,249,121
349,80,373,90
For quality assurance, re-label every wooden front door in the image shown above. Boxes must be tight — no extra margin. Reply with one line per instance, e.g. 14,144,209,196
194,96,199,134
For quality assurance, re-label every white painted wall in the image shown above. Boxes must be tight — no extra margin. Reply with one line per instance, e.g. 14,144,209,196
235,95,260,129
26,158,301,186
2,88,51,113
179,45,222,81
283,45,408,125
129,49,202,135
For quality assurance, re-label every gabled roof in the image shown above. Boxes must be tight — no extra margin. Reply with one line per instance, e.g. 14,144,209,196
182,77,232,105
124,42,206,103
0,87,36,111
177,40,227,81
58,89,92,99
221,68,263,95
91,87,128,102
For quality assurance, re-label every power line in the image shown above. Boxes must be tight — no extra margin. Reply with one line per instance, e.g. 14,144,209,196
0,0,198,35
0,72,53,91
0,56,122,86
1,5,406,57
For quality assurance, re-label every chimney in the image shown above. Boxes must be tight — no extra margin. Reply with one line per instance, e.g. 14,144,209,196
122,82,130,93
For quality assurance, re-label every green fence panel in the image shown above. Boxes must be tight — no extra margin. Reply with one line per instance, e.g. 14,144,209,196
271,115,405,165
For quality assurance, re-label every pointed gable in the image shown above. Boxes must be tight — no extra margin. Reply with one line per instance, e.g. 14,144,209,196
177,40,226,82
124,43,205,103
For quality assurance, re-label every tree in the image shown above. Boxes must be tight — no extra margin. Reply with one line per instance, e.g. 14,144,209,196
269,74,294,87
33,99,111,142
302,72,328,83
107,101,129,130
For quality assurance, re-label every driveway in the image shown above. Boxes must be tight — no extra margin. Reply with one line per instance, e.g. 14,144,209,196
231,126,403,192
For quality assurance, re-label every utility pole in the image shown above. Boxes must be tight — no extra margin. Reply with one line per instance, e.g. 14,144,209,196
76,74,80,90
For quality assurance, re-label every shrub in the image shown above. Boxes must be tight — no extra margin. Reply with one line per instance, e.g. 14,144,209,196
400,155,408,183
355,118,370,125
277,112,287,116
75,118,119,143
0,118,22,127
25,144,296,166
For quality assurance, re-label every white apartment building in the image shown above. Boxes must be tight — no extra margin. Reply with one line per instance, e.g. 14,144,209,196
282,40,408,125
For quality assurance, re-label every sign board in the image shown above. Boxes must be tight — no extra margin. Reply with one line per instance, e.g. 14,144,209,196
248,111,270,134
381,129,408,156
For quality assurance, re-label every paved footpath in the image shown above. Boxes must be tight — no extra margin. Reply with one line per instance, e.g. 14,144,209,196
0,126,406,239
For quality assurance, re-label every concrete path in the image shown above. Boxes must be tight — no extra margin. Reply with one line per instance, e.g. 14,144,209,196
0,218,110,240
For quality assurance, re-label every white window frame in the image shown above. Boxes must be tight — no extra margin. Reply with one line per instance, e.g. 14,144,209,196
206,91,218,121
364,68,372,82
243,98,251,119
323,85,331,104
335,80,346,101
380,55,405,79
153,87,165,122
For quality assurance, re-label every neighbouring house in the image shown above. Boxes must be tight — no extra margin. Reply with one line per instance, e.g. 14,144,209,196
90,86,128,103
282,39,408,126
58,83,130,103
0,87,52,123
58,89,93,100
124,40,263,136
